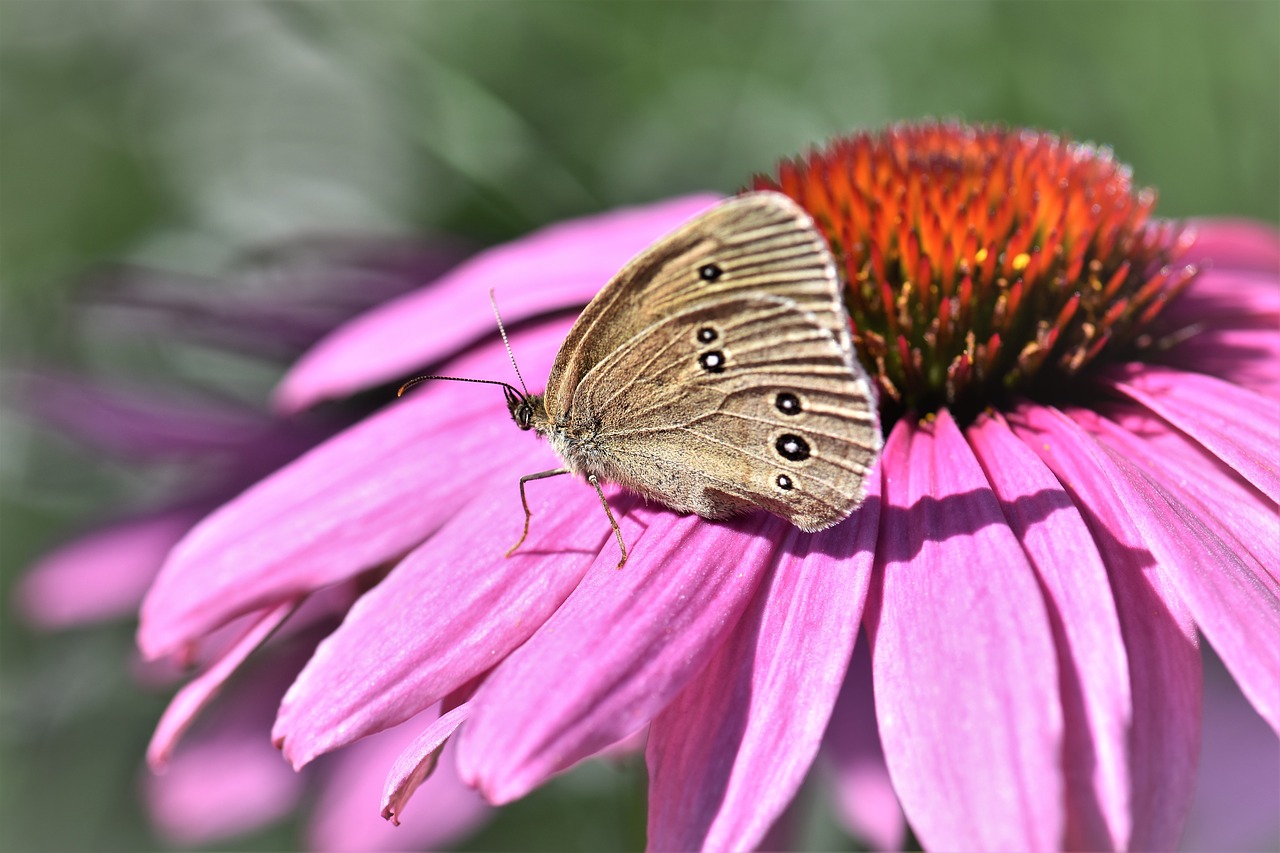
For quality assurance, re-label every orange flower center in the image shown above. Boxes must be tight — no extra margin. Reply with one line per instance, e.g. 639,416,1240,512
754,121,1198,424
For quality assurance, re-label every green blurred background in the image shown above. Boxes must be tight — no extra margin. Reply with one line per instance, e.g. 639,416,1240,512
2,2,1277,850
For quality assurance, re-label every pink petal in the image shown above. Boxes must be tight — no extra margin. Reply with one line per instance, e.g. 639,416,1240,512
646,469,881,852
1065,408,1280,732
1100,363,1280,503
273,475,615,768
307,720,490,853
276,194,723,411
864,411,1064,852
1086,401,1279,577
459,509,783,804
822,636,906,852
16,511,197,628
382,703,472,824
138,318,573,659
1182,220,1280,274
147,600,297,770
1010,403,1203,850
967,412,1133,850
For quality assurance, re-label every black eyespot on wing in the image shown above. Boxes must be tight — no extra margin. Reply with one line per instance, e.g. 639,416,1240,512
776,474,794,491
697,327,718,343
698,263,723,282
775,392,802,415
699,350,726,373
775,433,810,461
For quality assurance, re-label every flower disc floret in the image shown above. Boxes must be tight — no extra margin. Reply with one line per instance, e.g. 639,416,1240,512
755,121,1200,423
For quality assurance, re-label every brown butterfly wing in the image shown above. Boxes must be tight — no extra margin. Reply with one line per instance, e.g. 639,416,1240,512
543,191,853,416
566,294,881,530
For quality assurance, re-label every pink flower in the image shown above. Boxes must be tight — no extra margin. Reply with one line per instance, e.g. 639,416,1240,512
15,238,492,850
139,123,1279,850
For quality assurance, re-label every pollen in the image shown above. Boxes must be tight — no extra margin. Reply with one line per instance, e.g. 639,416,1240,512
753,121,1198,424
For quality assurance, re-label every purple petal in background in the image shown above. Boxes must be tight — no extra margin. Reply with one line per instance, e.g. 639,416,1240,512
967,412,1133,850
16,511,198,628
19,372,273,460
822,637,906,852
81,237,469,359
143,674,304,846
276,195,722,411
1180,651,1280,852
646,470,880,852
865,412,1064,852
459,509,782,805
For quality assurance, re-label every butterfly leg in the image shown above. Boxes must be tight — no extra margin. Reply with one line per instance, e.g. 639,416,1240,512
506,468,571,558
588,474,628,569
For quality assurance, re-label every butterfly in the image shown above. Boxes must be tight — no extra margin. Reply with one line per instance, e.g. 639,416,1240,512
404,191,882,568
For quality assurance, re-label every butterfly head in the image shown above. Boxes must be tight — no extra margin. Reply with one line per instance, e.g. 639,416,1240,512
505,385,539,431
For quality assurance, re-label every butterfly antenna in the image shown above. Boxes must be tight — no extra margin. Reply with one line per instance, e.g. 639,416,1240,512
489,289,530,397
397,375,525,400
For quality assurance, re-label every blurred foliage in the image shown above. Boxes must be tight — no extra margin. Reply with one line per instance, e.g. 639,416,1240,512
1,2,1276,851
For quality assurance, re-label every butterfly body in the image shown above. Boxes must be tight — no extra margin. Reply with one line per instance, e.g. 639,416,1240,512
507,192,883,538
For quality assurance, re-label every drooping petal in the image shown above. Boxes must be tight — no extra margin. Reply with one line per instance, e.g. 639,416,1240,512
139,319,572,659
147,600,297,770
273,475,615,768
1010,403,1203,850
646,471,881,852
276,194,723,411
822,636,906,853
1099,363,1280,503
16,511,198,628
864,411,1064,852
306,720,490,853
1065,407,1280,733
459,508,782,805
967,412,1132,850
382,703,472,824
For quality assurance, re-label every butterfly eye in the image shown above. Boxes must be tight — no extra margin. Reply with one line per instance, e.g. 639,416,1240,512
775,392,802,415
775,433,811,462
698,263,723,282
696,327,718,343
699,350,727,373
775,474,794,491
